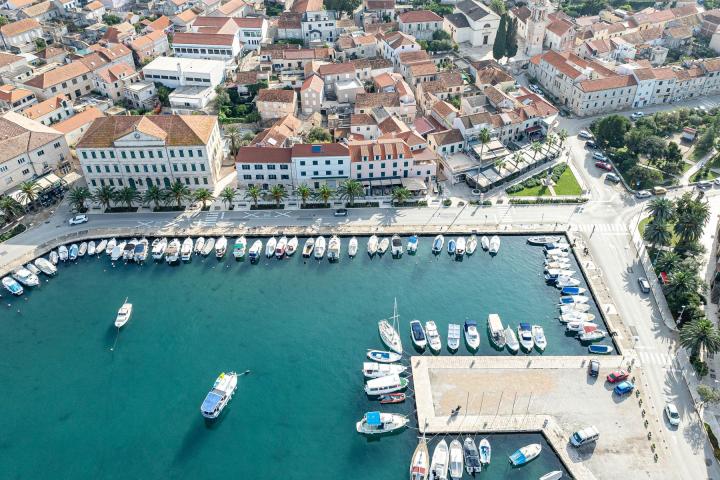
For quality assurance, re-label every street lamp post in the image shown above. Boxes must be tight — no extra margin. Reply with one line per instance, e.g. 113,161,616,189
677,305,687,325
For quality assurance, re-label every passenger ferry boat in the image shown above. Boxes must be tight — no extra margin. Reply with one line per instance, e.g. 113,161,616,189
200,372,238,419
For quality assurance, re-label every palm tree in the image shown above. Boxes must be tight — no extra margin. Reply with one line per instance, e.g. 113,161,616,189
268,184,288,207
17,181,39,208
558,129,568,146
193,188,214,209
680,317,720,360
226,126,241,156
314,184,334,207
674,199,710,243
0,195,23,222
245,185,262,207
391,186,411,206
93,185,116,211
665,266,704,311
530,141,543,160
113,186,140,209
143,185,165,210
295,184,312,207
546,134,556,151
643,220,672,248
336,179,364,207
67,186,91,213
164,181,191,208
646,197,674,224
219,186,237,209
656,251,681,273
478,128,491,157
513,151,523,165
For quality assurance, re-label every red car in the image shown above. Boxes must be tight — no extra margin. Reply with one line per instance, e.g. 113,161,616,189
595,161,613,172
607,370,629,383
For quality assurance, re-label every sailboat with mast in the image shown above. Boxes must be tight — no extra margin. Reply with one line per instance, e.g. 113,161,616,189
378,298,402,355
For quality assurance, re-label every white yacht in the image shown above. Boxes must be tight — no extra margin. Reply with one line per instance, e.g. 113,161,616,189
122,239,137,261
302,238,315,258
200,372,238,419
105,238,116,255
314,236,326,259
110,241,125,261
265,236,277,258
356,411,408,435
3,276,23,296
248,240,262,263
410,320,427,350
518,323,534,352
362,362,407,379
533,325,547,351
488,314,506,349
275,236,288,259
115,299,132,328
449,439,464,480
488,235,500,254
134,238,149,263
464,320,480,350
233,236,247,260
202,237,216,256
165,239,181,264
378,300,402,354
367,235,379,256
466,235,478,255
364,374,408,395
327,235,341,261
12,268,39,287
286,236,299,256
430,440,449,480
34,257,57,276
391,234,403,256
348,237,358,258
181,238,194,261
425,321,442,353
410,437,430,480
455,237,466,256
194,237,205,255
152,238,168,261
215,236,228,258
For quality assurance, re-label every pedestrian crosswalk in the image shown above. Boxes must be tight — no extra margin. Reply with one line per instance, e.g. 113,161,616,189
199,211,219,227
575,223,629,234
637,350,675,367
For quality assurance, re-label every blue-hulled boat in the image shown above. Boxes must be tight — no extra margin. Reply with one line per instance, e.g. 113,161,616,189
68,244,79,261
588,344,614,354
561,286,586,295
2,276,23,296
447,239,456,255
558,295,588,305
367,350,402,363
407,235,419,254
432,235,444,254
509,443,541,466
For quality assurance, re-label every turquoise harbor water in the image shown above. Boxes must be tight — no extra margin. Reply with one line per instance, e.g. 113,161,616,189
0,236,588,479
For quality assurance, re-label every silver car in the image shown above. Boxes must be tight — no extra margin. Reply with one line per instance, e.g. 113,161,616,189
664,403,680,426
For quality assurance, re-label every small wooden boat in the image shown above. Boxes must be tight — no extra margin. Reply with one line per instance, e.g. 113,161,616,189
509,443,541,466
455,237,465,256
463,437,481,473
367,235,379,256
181,237,194,261
488,313,506,349
532,325,547,352
432,235,444,254
431,439,449,480
367,350,402,363
466,235,478,255
481,236,490,251
578,328,606,342
565,321,597,333
286,236,299,256
379,392,406,404
356,411,408,435
96,239,107,254
410,436,430,480
560,303,590,314
302,237,315,258
561,286,586,295
588,344,614,354
410,319,427,350
558,295,589,305
215,236,227,258
327,235,341,261
479,438,491,465
87,241,96,256
378,237,390,254
275,236,287,259
69,244,79,261
24,263,41,276
555,276,580,288
449,439,464,480
105,238,116,255
539,471,563,480
35,257,57,276
165,239,180,264
447,324,461,352
348,236,358,257
505,326,519,354
49,250,59,265
560,312,595,323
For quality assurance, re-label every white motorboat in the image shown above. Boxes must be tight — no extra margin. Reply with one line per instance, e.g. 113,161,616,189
367,350,403,363
181,238,194,261
565,321,597,333
105,238,116,255
425,320,442,353
488,313,506,349
152,237,168,261
302,237,315,258
275,236,287,258
532,325,547,352
348,236,358,257
555,276,580,288
68,244,78,261
378,237,390,254
378,299,402,354
455,237,466,256
466,235,478,255
248,240,262,263
464,319,480,350
410,319,427,350
265,236,277,258
327,235,341,261
558,295,589,305
200,372,238,419
509,443,542,466
110,241,125,261
479,438,491,465
115,299,132,328
362,362,407,379
78,242,87,257
545,248,569,257
364,374,409,395
540,471,563,480
449,439,464,480
286,236,299,256
481,236,490,251
35,257,57,276
165,238,181,264
505,326,519,353
96,239,107,254
3,276,23,295
545,261,571,270
194,237,205,255
560,303,590,314
545,242,570,252
314,236,326,259
464,438,482,474
447,324,461,351
528,235,563,246
25,263,41,276
518,323,534,352
545,268,576,277
202,237,216,256
432,234,444,254
488,235,500,254
560,312,595,323
122,239,137,261
134,238,149,263
87,241,96,256
367,235,379,256
391,234,403,256
410,437,430,480
233,236,247,260
578,326,606,342
49,250,58,265
430,439,449,480
13,268,39,287
356,411,408,435
215,236,228,258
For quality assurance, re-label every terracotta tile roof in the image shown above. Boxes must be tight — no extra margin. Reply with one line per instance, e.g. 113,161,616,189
22,95,67,120
546,19,573,37
301,74,324,92
0,84,33,103
235,71,257,85
578,75,636,93
36,46,65,60
130,30,167,50
1,18,40,37
24,62,90,89
410,62,438,77
539,50,582,79
633,67,656,81
428,128,464,146
432,100,456,119
86,0,103,11
318,62,355,76
292,143,349,157
236,146,292,163
146,16,171,32
366,0,395,9
20,1,53,18
76,115,217,148
257,88,296,103
173,32,235,46
234,17,264,28
353,34,376,46
6,0,34,8
89,43,132,62
352,57,392,70
475,65,512,85
653,67,677,80
511,6,531,22
217,0,247,15
77,52,109,72
96,62,136,83
175,9,198,24
348,138,411,163
0,51,25,68
291,0,323,13
350,113,376,126
355,92,399,109
398,50,431,65
398,10,442,23
0,111,64,163
702,58,720,72
250,114,302,147
103,22,135,43
373,72,395,89
277,12,302,29
54,107,104,134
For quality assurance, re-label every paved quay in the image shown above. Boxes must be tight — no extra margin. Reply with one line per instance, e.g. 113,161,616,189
412,355,667,480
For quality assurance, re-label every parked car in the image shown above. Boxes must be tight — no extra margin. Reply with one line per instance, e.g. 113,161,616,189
635,190,651,199
652,186,667,195
579,130,593,140
595,161,613,171
68,214,88,225
585,140,597,149
630,111,645,120
592,152,608,161
588,359,600,377
606,173,621,184
664,403,681,426
638,277,651,293
714,178,720,186
570,426,600,447
613,381,635,396
606,370,629,383
697,180,713,190
334,208,348,217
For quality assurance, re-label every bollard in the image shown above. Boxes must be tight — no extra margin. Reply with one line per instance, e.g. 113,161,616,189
642,409,646,417
644,420,649,428
654,453,659,462
648,432,652,440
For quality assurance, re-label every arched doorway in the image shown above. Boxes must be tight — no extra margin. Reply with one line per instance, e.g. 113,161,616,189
163,177,171,188
129,178,136,189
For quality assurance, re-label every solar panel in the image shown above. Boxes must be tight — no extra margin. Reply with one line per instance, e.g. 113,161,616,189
311,145,322,153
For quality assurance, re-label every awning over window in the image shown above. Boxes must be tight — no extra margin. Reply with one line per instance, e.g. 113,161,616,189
525,125,542,133
401,177,427,191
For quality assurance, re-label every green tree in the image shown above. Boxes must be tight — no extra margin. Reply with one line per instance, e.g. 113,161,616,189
0,195,23,222
478,127,491,157
295,184,312,207
143,185,164,210
0,16,8,27
323,0,360,15
643,220,672,248
226,126,241,156
336,179,364,206
493,15,507,61
432,30,451,41
113,187,140,209
646,197,674,223
165,181,191,208
662,142,684,173
214,86,231,113
306,127,332,143
268,184,288,207
155,83,171,107
193,188,214,209
102,14,121,25
93,185,116,211
674,193,710,243
68,186,91,213
34,38,46,50
697,384,720,406
558,129,568,146
680,317,720,360
489,0,506,14
595,114,631,148
505,17,518,58
245,185,262,207
530,141,543,159
17,181,39,208
665,265,704,312
391,186,411,206
656,251,681,273
219,186,237,209
626,165,662,189
314,184,334,206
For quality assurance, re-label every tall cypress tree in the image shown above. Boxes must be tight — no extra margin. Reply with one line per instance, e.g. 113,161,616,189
506,17,519,58
493,15,507,61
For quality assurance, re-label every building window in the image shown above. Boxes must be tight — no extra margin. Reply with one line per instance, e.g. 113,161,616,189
256,174,264,179
241,165,250,170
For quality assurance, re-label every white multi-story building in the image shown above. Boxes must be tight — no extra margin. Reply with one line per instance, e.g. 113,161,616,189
235,17,268,50
446,0,501,47
291,143,349,189
301,10,338,46
171,32,242,65
235,146,293,190
76,115,224,191
398,10,443,41
142,56,226,89
0,18,43,52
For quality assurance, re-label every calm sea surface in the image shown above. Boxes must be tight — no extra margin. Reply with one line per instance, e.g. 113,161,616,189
0,236,591,479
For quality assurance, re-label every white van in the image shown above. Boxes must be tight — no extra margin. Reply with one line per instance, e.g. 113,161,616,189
570,426,600,447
